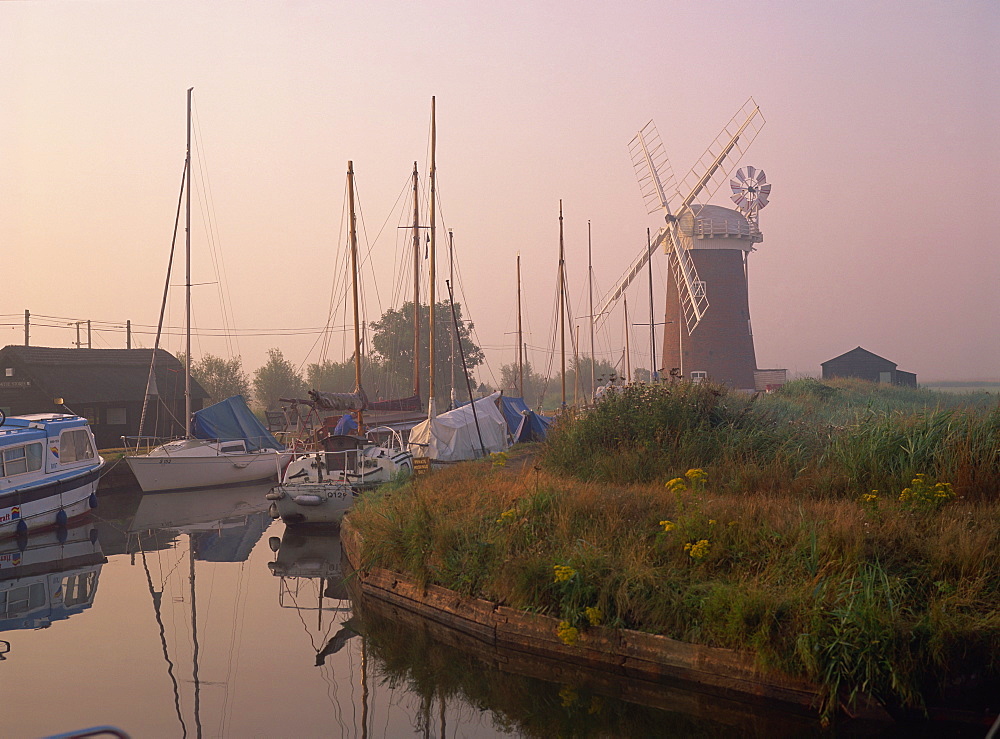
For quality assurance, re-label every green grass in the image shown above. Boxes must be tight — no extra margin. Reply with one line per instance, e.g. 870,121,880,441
348,379,1000,721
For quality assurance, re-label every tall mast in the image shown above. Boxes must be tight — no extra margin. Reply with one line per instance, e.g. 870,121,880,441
574,324,580,406
624,294,632,383
558,201,566,409
184,87,193,437
449,229,456,408
411,162,420,399
347,161,364,430
647,227,657,381
517,253,523,397
428,96,437,418
588,221,595,405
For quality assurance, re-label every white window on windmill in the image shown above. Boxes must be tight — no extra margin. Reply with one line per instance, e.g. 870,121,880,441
693,281,706,299
690,371,707,384
4,368,12,377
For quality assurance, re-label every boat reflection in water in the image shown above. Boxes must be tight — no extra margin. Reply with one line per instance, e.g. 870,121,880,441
267,526,357,666
124,483,272,738
0,518,105,657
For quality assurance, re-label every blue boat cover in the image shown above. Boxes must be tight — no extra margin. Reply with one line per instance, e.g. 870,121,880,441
191,396,285,451
458,395,552,442
500,395,553,442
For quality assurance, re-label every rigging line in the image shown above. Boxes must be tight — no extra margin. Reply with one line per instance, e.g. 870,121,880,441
450,236,500,390
219,556,252,738
192,100,239,359
140,537,188,739
352,173,386,332
319,178,353,365
138,153,186,441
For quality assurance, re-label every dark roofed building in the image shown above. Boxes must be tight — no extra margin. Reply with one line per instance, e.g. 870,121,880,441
0,346,209,448
821,347,917,387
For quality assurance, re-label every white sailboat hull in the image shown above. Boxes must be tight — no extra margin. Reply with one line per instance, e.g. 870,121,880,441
126,440,291,493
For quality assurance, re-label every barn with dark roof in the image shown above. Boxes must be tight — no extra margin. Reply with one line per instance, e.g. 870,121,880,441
821,347,917,387
0,346,209,448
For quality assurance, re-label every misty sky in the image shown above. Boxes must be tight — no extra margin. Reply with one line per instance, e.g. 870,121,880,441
3,1,998,384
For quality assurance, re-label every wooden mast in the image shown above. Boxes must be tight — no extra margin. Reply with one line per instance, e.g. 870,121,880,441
574,324,580,406
347,161,364,430
517,253,523,397
559,200,566,409
411,162,420,399
449,229,455,408
428,96,437,417
588,220,595,406
184,87,193,437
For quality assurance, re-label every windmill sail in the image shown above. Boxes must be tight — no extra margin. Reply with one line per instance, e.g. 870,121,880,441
596,98,765,334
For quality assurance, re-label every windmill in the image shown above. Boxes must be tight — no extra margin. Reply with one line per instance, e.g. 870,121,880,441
596,98,770,390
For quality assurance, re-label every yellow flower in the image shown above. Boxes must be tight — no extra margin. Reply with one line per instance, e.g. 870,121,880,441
659,519,675,532
557,621,580,646
559,684,579,706
685,468,708,482
490,451,508,467
585,606,603,626
665,477,687,493
496,508,517,523
708,519,717,526
686,539,711,560
553,564,577,583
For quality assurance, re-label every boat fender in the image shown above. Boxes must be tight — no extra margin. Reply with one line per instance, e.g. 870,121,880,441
89,493,99,509
268,502,279,520
268,536,281,552
292,494,324,506
57,524,69,544
16,519,27,536
90,527,99,544
56,509,68,528
265,491,285,501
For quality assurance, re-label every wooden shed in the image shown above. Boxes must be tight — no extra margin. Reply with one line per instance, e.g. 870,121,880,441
0,346,209,449
821,347,917,387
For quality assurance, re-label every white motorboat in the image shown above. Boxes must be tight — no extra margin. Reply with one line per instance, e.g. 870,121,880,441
0,412,104,540
0,519,105,634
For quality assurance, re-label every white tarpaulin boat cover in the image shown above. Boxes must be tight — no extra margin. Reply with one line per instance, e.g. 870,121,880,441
408,392,509,462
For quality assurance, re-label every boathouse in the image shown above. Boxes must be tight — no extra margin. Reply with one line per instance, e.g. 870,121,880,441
0,346,208,448
821,347,917,386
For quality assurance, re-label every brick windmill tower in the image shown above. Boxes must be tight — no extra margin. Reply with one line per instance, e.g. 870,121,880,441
597,99,770,390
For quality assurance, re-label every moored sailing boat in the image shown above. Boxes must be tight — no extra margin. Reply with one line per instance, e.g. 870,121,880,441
124,88,291,492
269,161,413,526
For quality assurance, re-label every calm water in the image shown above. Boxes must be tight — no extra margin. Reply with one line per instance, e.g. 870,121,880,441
1,480,966,738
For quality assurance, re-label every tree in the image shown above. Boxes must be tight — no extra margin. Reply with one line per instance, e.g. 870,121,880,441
632,367,652,384
499,359,548,409
304,357,408,403
252,348,306,410
190,354,251,405
369,300,485,404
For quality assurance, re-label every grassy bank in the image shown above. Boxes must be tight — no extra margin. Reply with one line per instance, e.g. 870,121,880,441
348,380,1000,720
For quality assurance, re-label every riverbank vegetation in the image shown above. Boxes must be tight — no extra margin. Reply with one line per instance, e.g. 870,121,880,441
349,379,1000,720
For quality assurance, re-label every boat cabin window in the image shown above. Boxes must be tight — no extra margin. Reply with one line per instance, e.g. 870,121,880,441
62,572,98,607
220,441,247,454
2,443,43,476
1,582,45,618
59,429,96,463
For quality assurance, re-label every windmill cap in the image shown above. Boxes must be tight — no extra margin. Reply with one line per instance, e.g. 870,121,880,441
680,204,762,247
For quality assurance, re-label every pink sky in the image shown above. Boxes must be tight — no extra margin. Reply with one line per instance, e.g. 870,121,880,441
3,1,998,383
